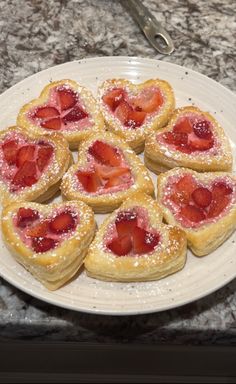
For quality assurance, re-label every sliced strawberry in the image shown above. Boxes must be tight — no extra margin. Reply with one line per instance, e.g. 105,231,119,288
96,164,130,179
114,100,132,124
2,140,19,165
34,106,59,119
173,118,193,133
192,187,212,208
174,175,197,204
212,182,233,200
16,145,36,167
188,135,214,151
102,88,125,111
132,89,163,113
76,170,102,193
12,161,38,188
32,237,57,253
63,105,88,123
125,109,146,128
193,120,212,139
104,176,123,189
16,207,39,228
132,226,160,255
163,132,188,146
36,144,53,172
115,211,138,238
89,141,122,167
57,88,77,111
26,221,49,237
41,117,61,130
208,196,230,218
180,204,206,223
49,211,76,234
107,235,132,256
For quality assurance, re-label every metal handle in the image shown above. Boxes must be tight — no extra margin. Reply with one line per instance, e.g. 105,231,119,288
121,0,174,55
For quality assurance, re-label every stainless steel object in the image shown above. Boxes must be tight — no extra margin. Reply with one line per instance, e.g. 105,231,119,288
121,0,174,55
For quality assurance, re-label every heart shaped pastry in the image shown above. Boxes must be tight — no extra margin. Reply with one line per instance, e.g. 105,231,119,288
61,132,154,213
98,79,175,153
157,168,236,256
145,106,233,174
17,79,105,149
84,192,187,282
1,200,95,290
0,126,71,206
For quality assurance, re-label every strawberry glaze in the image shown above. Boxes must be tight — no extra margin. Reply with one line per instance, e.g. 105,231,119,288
163,174,236,228
0,131,54,192
157,113,220,155
14,205,79,251
28,85,93,132
104,207,161,256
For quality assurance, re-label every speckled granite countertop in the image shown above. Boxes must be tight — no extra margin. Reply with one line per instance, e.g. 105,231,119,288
0,0,236,344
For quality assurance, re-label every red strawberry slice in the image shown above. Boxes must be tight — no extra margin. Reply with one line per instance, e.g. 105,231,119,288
102,88,125,111
107,235,132,256
114,100,132,124
63,105,88,123
32,237,57,253
41,117,61,130
16,145,36,167
34,106,59,119
36,144,53,172
208,196,230,218
12,160,38,188
174,175,197,204
2,140,19,165
76,170,102,193
26,221,49,237
104,176,124,189
49,211,76,234
193,120,212,139
132,226,160,255
192,187,212,208
176,175,197,193
125,109,146,128
212,182,233,200
188,135,214,151
180,204,206,223
16,207,39,228
115,211,138,238
133,89,163,113
163,131,188,146
57,88,77,111
89,141,122,167
96,165,130,179
173,118,193,133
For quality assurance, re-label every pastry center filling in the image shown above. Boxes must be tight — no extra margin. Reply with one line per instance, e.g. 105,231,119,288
163,174,234,228
102,86,164,129
0,132,54,192
158,115,215,153
105,208,160,257
28,85,91,132
15,206,79,253
76,140,133,194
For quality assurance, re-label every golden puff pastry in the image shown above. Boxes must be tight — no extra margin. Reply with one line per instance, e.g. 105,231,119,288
98,78,175,154
17,79,105,149
145,106,233,174
61,132,154,213
1,200,96,290
84,192,187,282
0,126,71,207
157,167,236,256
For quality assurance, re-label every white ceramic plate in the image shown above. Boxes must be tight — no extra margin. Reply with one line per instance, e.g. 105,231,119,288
0,57,235,315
